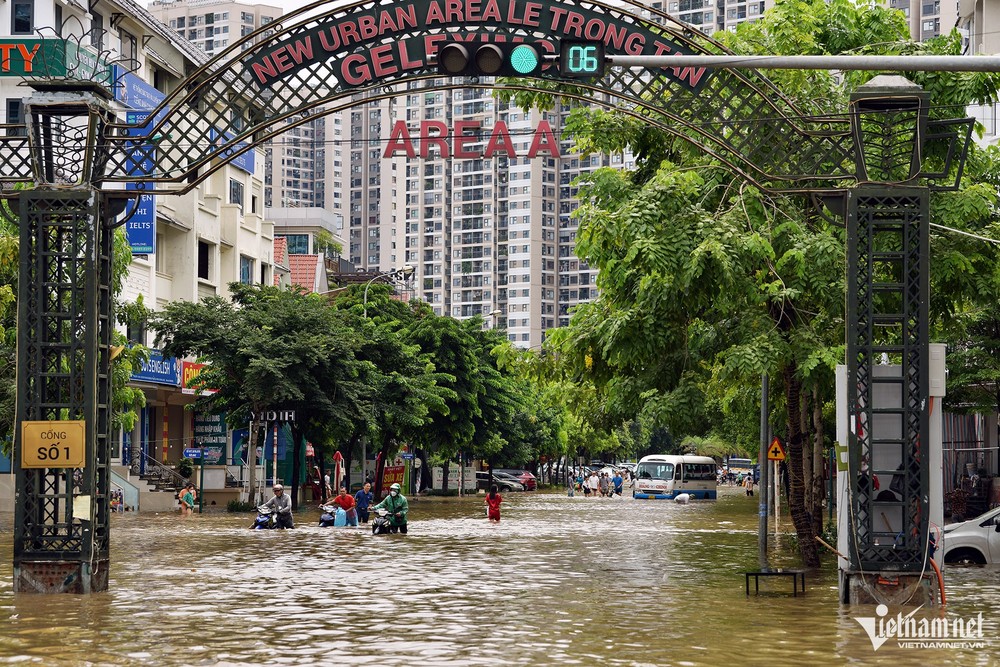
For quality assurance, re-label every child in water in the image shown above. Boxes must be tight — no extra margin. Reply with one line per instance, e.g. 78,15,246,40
484,484,503,523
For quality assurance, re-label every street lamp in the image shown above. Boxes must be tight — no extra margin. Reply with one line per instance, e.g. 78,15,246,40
488,308,502,329
363,265,414,317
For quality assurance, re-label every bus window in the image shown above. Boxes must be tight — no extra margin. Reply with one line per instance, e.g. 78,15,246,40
636,462,673,480
684,463,716,481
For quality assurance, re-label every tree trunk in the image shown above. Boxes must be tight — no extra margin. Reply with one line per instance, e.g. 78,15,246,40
800,389,813,524
246,408,263,506
373,439,389,499
290,425,301,511
811,384,826,538
783,363,821,567
441,459,450,493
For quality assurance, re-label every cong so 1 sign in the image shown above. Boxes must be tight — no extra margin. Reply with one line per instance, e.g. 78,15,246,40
21,420,86,468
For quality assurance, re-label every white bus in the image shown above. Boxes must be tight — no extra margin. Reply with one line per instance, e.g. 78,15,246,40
633,455,718,500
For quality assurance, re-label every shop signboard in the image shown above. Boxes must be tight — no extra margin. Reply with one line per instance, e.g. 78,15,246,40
193,411,227,464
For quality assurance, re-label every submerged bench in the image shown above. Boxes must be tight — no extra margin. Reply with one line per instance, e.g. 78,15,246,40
745,569,806,596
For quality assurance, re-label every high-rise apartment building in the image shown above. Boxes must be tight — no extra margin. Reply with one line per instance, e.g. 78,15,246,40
148,0,282,58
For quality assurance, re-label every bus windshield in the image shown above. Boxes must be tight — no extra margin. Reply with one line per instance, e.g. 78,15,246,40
636,462,674,481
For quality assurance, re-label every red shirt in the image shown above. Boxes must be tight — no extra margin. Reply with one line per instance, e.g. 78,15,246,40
486,494,502,512
332,494,356,510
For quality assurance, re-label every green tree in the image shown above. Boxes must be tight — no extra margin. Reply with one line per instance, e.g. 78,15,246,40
151,283,365,507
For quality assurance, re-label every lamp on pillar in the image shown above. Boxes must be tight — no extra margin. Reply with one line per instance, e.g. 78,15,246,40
25,82,115,186
848,75,929,184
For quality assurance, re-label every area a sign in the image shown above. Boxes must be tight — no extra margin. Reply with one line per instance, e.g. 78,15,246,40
767,437,786,462
383,119,560,159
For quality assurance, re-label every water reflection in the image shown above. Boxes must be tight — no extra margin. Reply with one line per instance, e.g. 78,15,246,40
0,489,997,666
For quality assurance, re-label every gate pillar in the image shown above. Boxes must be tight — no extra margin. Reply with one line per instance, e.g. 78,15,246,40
840,76,936,605
12,85,115,593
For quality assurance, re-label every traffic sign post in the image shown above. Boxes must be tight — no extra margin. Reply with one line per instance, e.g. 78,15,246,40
767,437,786,461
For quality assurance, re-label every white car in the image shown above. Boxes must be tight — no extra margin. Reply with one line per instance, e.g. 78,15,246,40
943,506,1000,565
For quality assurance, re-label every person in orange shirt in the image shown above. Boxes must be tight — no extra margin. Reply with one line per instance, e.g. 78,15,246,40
331,486,358,526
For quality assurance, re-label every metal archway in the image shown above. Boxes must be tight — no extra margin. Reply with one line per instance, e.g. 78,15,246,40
5,0,972,596
0,0,962,196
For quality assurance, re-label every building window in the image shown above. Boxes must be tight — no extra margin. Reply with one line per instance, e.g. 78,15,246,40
240,255,254,284
198,241,210,280
6,100,24,136
12,0,33,34
278,233,309,255
229,178,244,210
119,29,137,64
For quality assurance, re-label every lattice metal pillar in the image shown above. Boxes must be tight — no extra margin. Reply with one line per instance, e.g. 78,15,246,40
841,76,934,605
12,85,114,593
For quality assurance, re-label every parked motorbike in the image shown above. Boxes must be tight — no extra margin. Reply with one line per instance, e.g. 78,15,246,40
318,504,348,527
250,505,277,530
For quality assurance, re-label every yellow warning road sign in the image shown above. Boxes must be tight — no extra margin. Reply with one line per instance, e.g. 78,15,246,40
767,437,786,461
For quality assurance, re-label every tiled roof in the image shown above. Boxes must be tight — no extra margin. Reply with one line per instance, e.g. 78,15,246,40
289,254,321,292
273,236,288,268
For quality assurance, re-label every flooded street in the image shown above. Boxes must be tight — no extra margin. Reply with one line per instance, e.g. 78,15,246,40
0,488,998,666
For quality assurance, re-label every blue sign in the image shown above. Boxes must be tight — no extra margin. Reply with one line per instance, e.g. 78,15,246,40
115,66,167,255
183,448,203,459
209,128,255,175
131,349,180,386
125,111,156,254
113,65,168,113
401,453,414,460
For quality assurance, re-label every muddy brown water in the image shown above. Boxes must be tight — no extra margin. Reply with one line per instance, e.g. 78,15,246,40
0,487,997,666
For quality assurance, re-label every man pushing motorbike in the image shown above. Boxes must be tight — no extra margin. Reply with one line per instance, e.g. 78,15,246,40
372,482,409,534
262,483,294,529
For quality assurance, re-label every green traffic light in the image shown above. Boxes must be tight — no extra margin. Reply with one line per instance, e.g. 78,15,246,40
509,44,540,74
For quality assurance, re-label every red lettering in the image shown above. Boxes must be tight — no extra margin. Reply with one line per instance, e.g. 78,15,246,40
341,54,372,86
250,57,278,85
399,41,423,70
358,15,377,39
453,120,481,159
563,11,585,36
383,121,416,158
524,2,541,26
318,27,341,51
425,0,445,24
676,65,708,88
624,33,644,54
370,44,398,78
484,121,517,158
548,7,569,32
584,19,604,41
271,47,293,73
527,120,560,158
18,43,40,72
653,41,674,56
339,21,361,45
467,0,482,21
284,37,314,65
0,44,15,72
420,121,450,158
445,0,463,23
481,0,502,21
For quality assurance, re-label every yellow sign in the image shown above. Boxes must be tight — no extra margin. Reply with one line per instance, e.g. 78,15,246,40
767,437,786,462
21,420,86,468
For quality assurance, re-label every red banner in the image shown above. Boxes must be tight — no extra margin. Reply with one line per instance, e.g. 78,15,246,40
383,464,405,489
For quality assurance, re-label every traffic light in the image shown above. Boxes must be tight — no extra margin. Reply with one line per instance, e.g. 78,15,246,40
559,41,605,79
437,40,544,77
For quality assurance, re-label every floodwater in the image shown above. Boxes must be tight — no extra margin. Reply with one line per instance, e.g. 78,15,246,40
0,488,998,666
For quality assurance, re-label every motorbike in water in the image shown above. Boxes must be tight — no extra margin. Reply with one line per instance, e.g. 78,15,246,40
318,504,348,527
250,505,277,529
372,507,407,534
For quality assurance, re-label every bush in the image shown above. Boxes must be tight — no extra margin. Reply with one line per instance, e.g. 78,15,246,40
227,499,257,512
176,457,194,478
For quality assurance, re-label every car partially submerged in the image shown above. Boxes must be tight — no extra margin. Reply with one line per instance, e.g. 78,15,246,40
943,506,1000,565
